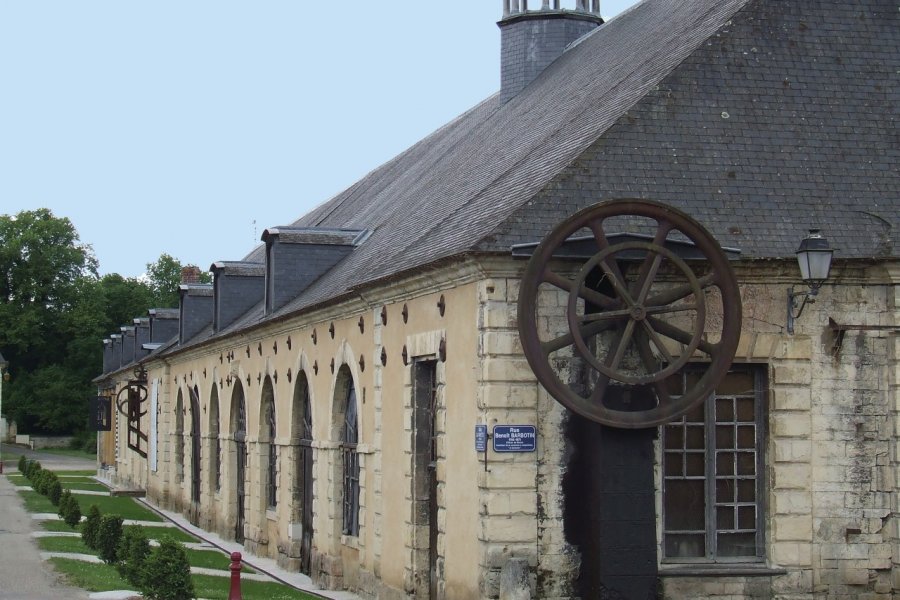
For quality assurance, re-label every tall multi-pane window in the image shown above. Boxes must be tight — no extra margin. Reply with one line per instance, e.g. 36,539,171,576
662,366,766,562
342,380,360,537
210,388,221,493
266,400,278,509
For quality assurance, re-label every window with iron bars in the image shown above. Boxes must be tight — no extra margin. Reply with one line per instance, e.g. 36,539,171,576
266,401,278,509
662,365,767,562
342,381,360,537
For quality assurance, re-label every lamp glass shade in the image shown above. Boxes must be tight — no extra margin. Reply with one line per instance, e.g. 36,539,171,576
796,230,833,283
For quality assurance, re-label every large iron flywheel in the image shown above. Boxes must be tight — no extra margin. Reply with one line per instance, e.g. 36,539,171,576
517,200,741,428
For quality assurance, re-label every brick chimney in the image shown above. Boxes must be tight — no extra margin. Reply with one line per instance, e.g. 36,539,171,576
181,265,202,285
499,0,603,103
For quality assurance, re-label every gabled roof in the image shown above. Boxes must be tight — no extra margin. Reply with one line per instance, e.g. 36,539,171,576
256,0,769,317
168,0,896,352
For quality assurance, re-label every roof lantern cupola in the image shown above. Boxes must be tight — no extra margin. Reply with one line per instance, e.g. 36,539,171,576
499,0,603,103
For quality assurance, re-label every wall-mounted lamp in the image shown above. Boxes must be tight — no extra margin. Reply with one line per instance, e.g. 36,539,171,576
787,229,833,335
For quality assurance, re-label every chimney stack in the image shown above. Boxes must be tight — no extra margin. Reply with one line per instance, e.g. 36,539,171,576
499,0,603,103
181,265,202,285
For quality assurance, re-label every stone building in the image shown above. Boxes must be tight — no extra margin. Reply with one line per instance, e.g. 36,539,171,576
95,0,900,598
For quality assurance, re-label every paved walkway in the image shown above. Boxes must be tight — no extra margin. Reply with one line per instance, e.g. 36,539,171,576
0,474,92,599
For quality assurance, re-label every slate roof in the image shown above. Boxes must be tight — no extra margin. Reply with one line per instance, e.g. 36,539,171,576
139,0,898,358
237,0,896,325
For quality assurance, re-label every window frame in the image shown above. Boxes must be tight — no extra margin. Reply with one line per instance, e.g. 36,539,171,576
341,381,360,537
661,365,768,565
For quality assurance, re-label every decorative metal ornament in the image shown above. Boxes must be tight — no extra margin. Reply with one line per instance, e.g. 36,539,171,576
517,199,741,429
402,345,409,366
116,372,149,458
381,347,387,366
329,322,335,339
287,336,292,350
258,343,263,356
381,306,388,326
439,338,447,362
402,304,409,324
330,358,335,374
437,295,446,317
359,354,366,372
313,360,319,375
287,368,293,383
273,340,278,354
312,329,317,345
246,346,251,358
358,316,365,334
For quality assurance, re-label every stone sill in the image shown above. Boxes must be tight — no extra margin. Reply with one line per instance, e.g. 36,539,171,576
660,564,788,578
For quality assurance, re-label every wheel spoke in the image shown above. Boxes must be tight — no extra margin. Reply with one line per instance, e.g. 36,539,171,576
632,220,673,302
589,219,633,304
543,268,617,309
645,273,715,308
581,308,634,321
542,319,618,354
645,303,699,316
633,329,670,405
646,316,718,356
588,372,611,404
609,320,637,372
639,320,675,363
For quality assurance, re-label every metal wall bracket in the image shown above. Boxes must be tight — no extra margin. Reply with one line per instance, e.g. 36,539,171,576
829,318,900,355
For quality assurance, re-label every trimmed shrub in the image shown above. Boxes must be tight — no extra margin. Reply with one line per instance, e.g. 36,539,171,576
82,505,102,549
25,460,41,480
141,537,195,600
117,525,151,588
48,477,62,506
17,454,26,473
63,494,82,528
97,514,124,564
58,489,73,518
32,469,50,494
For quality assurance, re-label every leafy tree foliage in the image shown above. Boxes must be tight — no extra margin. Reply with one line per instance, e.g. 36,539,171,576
0,208,207,434
145,253,210,308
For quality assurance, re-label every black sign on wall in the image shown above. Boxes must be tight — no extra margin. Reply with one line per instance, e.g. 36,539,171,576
90,396,112,432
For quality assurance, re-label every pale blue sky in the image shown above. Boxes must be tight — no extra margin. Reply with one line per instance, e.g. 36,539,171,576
1,1,638,277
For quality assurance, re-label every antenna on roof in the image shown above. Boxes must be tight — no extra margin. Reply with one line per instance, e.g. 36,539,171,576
252,219,257,244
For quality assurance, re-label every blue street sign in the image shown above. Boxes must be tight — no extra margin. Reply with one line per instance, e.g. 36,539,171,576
475,424,488,452
492,425,537,453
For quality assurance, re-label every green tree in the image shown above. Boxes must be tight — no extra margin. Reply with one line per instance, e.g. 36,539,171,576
145,253,210,308
0,209,97,372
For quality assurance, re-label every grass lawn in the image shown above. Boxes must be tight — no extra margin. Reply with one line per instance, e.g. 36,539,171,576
74,494,162,522
41,519,79,533
63,481,109,492
51,555,312,600
183,548,256,574
139,525,199,543
19,490,57,513
55,469,97,476
6,474,28,485
38,536,97,555
40,448,97,460
19,489,162,522
193,575,319,600
48,558,129,592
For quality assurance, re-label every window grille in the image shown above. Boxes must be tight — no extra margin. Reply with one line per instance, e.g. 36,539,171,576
342,381,360,536
662,366,766,562
266,401,278,509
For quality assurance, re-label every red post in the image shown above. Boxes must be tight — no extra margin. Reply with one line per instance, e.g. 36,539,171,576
228,552,243,600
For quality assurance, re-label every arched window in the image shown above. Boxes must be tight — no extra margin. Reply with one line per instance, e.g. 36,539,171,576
261,377,277,510
209,386,221,492
266,401,278,508
175,390,185,483
232,382,248,543
341,376,360,536
292,371,314,574
190,386,202,504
